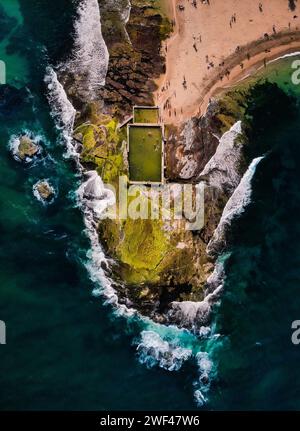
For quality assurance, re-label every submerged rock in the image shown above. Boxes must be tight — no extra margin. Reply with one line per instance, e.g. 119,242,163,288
33,180,55,203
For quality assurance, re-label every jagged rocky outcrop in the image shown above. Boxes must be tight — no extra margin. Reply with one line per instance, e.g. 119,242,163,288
9,132,43,163
98,0,172,116
33,180,55,203
17,135,40,161
165,102,221,181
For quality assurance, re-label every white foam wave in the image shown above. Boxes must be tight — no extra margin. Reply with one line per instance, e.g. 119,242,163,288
44,67,77,159
194,352,213,407
199,121,243,192
207,156,264,256
167,257,226,334
136,330,193,371
67,0,109,96
76,171,136,315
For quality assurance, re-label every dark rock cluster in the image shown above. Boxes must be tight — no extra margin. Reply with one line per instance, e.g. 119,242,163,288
98,0,170,116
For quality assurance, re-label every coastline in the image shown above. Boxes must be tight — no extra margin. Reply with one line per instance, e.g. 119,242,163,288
197,35,300,116
155,0,300,124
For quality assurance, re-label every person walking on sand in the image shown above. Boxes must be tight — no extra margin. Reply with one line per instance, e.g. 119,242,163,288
259,3,263,13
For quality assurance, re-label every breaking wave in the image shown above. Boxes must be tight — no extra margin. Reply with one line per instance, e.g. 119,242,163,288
166,254,228,334
194,352,214,407
160,156,264,404
44,66,77,159
75,171,137,315
170,157,263,335
136,330,193,371
65,0,109,97
207,156,264,256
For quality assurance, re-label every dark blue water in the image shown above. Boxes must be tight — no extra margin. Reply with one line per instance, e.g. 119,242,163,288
1,0,300,411
209,77,300,410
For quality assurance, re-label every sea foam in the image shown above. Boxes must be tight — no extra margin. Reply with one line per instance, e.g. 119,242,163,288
207,156,264,256
65,0,109,97
44,67,77,159
136,330,193,371
76,171,137,316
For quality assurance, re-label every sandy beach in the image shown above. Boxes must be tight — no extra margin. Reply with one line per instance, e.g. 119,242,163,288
156,0,300,124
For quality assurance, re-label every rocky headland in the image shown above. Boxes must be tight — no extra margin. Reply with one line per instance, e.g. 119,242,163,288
58,0,298,325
